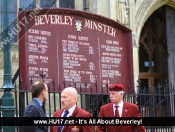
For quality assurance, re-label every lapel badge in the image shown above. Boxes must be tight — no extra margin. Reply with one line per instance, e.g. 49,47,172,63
71,126,79,132
125,110,128,112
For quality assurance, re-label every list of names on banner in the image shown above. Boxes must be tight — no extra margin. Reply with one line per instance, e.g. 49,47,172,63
62,34,97,88
100,39,123,86
27,29,52,83
26,30,124,87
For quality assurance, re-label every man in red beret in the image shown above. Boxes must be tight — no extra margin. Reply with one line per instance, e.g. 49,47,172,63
96,84,145,132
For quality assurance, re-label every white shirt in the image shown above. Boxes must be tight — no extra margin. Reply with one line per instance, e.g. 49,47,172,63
113,101,123,117
61,104,76,117
59,105,76,132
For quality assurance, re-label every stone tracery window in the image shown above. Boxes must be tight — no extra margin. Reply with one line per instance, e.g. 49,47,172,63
20,0,36,10
60,0,74,9
41,0,56,8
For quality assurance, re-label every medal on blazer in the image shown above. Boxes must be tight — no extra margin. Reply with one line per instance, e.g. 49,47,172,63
71,126,79,132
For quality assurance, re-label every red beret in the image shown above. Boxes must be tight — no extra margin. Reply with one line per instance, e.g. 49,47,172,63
108,84,124,91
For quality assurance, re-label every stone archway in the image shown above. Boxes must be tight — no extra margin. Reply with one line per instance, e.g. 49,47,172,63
138,7,166,90
131,0,175,88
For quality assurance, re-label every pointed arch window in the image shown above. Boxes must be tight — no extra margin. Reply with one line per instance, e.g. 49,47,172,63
139,11,166,73
60,0,74,9
20,0,36,10
41,0,56,8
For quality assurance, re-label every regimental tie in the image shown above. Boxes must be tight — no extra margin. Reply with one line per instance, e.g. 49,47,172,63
59,110,69,132
115,106,119,117
115,106,120,130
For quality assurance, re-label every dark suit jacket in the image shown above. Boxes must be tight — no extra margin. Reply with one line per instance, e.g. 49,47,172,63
21,99,48,132
96,102,145,132
50,106,94,132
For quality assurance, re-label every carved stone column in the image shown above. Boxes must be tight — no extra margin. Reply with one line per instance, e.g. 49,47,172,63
116,0,129,26
132,33,139,91
109,0,117,20
165,6,175,117
165,6,175,86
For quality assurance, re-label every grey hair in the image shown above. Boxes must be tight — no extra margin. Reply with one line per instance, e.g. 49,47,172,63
118,91,125,94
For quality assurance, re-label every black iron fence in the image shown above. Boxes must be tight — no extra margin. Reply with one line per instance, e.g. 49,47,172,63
0,79,175,132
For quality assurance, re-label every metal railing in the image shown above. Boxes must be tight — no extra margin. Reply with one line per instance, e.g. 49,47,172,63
0,78,175,132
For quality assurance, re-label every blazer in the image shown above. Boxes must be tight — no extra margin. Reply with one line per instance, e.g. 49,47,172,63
50,106,94,132
21,99,48,132
96,102,145,132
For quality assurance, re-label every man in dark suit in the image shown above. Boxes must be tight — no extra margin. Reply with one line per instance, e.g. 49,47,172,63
96,84,145,132
50,87,94,132
21,80,48,132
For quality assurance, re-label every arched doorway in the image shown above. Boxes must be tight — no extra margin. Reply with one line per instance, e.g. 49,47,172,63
139,7,167,92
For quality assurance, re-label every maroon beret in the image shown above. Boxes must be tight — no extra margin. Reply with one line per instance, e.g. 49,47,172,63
108,84,124,91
